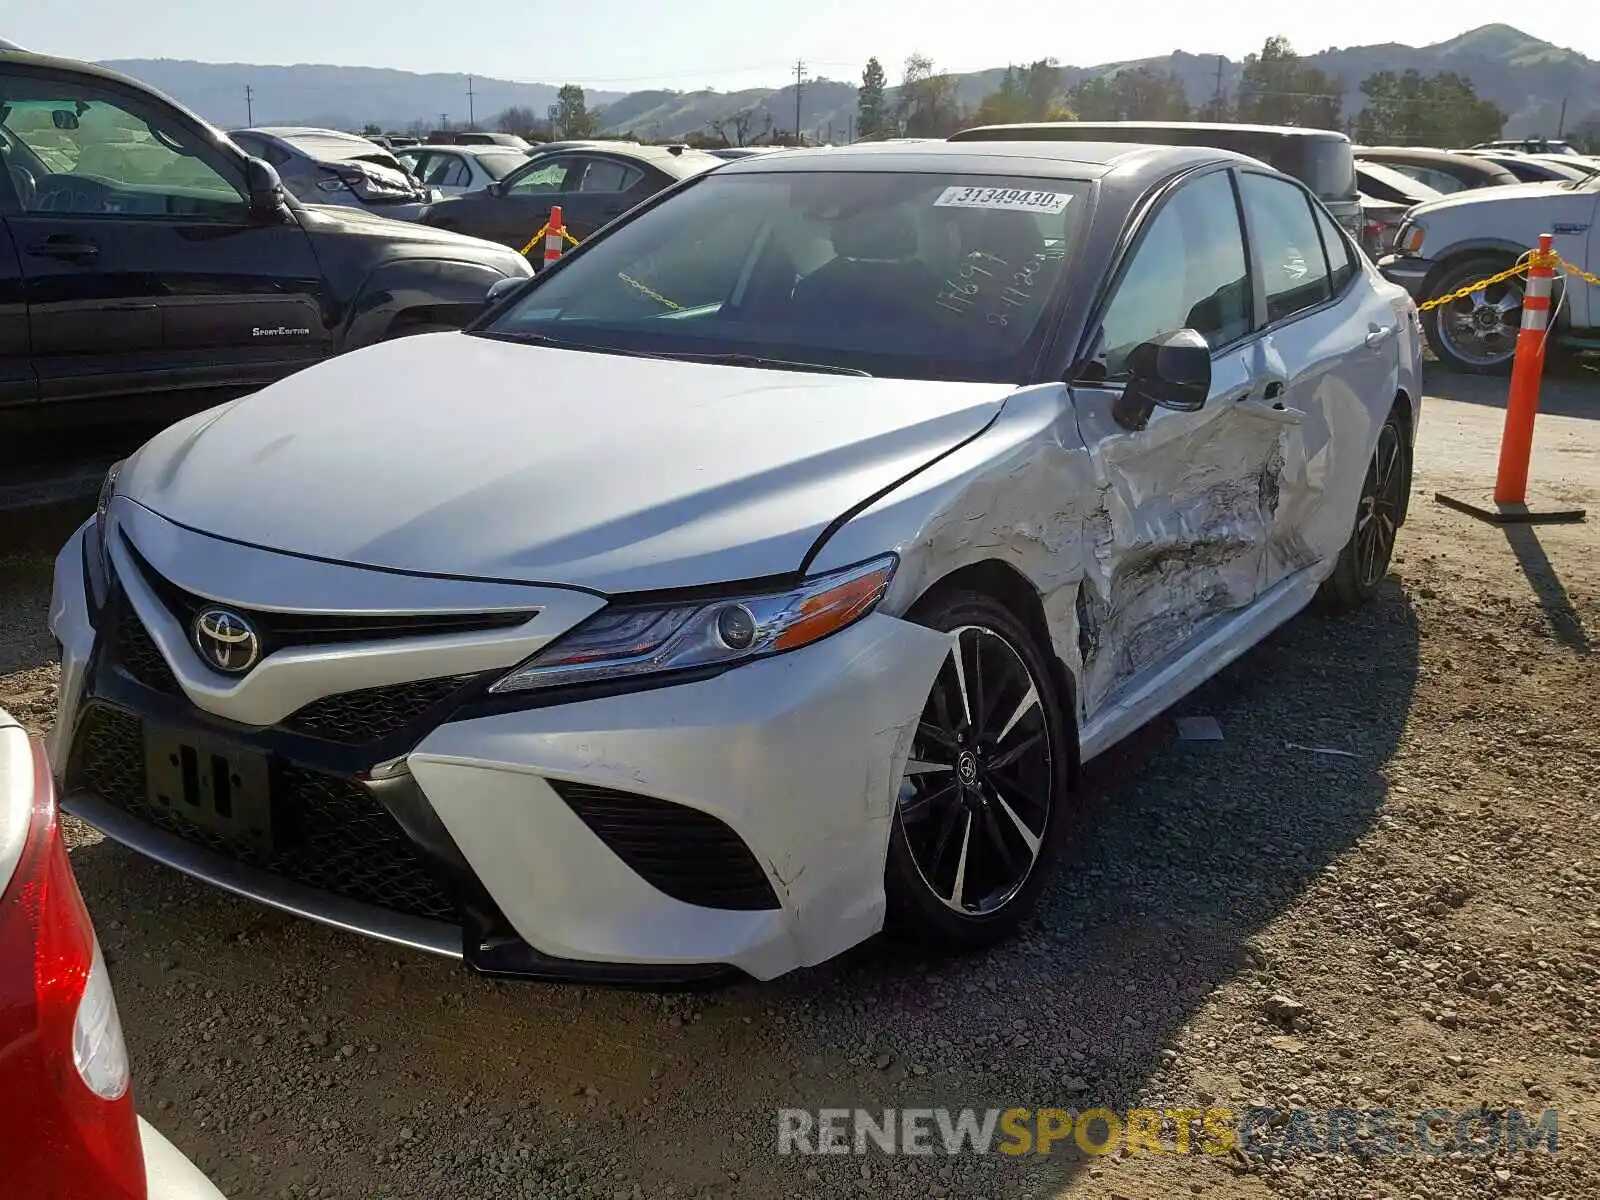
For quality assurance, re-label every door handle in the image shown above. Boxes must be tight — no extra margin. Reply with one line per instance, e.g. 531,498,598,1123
27,236,99,262
1366,324,1395,348
1262,380,1285,400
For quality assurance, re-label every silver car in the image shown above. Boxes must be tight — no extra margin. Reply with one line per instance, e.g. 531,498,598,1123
228,126,436,219
394,144,530,197
52,141,1422,983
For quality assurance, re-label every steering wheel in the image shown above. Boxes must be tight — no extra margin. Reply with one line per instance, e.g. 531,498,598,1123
7,163,35,209
33,173,114,214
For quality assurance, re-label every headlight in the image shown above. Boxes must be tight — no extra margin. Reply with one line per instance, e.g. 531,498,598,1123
489,555,897,694
84,459,123,614
1394,221,1426,255
95,459,123,523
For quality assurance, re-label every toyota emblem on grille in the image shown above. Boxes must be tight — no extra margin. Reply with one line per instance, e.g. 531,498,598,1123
192,607,261,674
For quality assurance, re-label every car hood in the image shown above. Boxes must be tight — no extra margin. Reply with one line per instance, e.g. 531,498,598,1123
1409,179,1586,218
122,335,1012,593
293,202,511,250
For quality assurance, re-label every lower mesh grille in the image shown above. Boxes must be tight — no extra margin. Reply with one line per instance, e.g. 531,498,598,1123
115,604,182,696
551,781,779,911
72,707,460,923
281,675,483,744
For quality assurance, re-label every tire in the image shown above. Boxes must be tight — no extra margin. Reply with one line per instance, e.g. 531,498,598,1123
1421,257,1523,375
884,589,1076,952
1320,409,1411,611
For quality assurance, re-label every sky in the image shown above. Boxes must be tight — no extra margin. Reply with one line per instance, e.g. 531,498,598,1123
6,1,1598,93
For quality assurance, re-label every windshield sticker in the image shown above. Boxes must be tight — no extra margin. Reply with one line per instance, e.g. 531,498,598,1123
933,187,1074,215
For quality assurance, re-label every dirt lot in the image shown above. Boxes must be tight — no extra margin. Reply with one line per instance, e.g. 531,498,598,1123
2,369,1597,1200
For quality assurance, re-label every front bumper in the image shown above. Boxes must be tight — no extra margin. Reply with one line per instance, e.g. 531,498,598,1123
51,516,947,982
1377,253,1434,303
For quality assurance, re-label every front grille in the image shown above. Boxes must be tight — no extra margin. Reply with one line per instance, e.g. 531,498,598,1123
282,674,484,744
551,781,780,911
114,602,182,696
122,537,535,651
73,707,460,923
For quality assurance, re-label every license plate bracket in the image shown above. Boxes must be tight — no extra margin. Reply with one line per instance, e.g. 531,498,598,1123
143,726,274,853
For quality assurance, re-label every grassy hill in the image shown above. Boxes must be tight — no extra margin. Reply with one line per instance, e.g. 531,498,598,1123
98,25,1597,141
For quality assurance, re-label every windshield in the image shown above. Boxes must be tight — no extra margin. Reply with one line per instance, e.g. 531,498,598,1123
481,170,1089,382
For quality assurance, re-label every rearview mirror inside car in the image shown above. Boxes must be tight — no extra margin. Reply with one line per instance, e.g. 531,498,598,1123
1113,328,1212,431
52,109,80,130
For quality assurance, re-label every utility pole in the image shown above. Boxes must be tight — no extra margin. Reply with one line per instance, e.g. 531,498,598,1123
794,59,806,145
439,112,449,133
245,84,254,126
1557,96,1568,137
1213,55,1224,112
467,76,476,129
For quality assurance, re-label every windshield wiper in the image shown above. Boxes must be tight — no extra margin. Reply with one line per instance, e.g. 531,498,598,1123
474,330,673,361
655,351,872,377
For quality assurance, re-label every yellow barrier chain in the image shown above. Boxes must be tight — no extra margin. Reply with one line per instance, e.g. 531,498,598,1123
1413,247,1600,313
517,223,582,257
1552,253,1600,289
615,272,682,310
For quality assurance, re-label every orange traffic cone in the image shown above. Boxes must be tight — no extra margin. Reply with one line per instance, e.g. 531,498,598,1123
543,206,566,269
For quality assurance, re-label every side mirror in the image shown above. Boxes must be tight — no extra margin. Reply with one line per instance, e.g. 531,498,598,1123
485,181,504,198
243,156,286,219
484,276,525,306
1112,328,1212,431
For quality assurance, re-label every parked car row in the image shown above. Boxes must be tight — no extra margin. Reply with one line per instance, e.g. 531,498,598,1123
0,49,535,460
1340,143,1600,373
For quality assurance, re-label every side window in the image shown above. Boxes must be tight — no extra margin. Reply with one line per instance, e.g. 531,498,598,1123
1098,170,1251,376
507,155,579,196
438,156,471,188
1239,173,1332,324
0,82,247,220
579,159,643,193
1313,204,1357,294
395,149,427,176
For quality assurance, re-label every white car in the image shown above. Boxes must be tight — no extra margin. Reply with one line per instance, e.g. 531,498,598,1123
395,144,532,197
50,141,1421,982
0,710,222,1198
1381,174,1600,372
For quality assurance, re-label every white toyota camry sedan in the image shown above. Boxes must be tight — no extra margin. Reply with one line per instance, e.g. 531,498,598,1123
50,140,1422,983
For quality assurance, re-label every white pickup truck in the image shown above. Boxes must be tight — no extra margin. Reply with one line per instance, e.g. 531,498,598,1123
1379,177,1599,372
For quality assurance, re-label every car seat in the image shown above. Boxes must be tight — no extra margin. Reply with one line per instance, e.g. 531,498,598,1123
789,206,938,326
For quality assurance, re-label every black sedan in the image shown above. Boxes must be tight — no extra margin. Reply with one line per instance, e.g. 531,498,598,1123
418,143,722,254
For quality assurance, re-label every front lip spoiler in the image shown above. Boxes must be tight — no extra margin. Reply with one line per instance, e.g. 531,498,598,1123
63,790,464,959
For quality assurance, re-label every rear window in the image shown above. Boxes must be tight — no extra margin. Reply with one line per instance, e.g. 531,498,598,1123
476,152,526,180
481,170,1091,383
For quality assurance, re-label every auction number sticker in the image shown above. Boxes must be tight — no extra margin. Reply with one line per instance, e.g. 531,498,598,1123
933,187,1073,214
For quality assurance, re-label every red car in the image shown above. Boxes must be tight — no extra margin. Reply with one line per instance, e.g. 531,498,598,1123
0,708,221,1199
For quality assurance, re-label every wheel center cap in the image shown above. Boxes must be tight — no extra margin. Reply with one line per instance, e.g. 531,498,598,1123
957,751,980,786
1474,308,1501,330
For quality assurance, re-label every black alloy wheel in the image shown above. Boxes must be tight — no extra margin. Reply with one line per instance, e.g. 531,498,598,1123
886,590,1073,950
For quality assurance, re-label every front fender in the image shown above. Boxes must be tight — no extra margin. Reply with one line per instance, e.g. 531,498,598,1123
341,258,512,348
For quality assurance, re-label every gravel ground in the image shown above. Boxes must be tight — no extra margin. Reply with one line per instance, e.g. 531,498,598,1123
1,372,1596,1200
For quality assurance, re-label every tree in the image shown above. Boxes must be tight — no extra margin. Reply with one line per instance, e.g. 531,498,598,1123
1235,36,1341,129
1355,69,1504,147
1572,112,1600,155
496,105,540,136
1069,68,1191,121
708,106,760,147
360,123,382,137
974,59,1072,126
857,57,890,140
553,84,600,138
404,119,430,138
898,53,962,138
